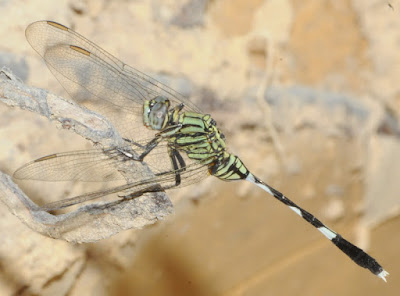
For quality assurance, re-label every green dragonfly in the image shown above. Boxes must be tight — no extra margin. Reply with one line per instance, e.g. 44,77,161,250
14,21,388,281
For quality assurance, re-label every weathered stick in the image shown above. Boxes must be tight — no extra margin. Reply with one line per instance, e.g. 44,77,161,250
0,67,173,243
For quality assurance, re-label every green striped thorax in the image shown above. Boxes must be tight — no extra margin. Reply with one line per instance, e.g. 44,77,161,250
143,95,250,181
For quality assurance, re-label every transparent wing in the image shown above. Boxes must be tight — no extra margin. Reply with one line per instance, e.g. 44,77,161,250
25,21,202,141
39,156,211,211
13,148,144,182
13,139,210,184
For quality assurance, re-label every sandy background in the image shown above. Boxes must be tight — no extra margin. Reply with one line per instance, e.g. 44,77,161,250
0,0,400,295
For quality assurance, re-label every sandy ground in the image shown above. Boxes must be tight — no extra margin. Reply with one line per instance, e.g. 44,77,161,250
0,0,399,295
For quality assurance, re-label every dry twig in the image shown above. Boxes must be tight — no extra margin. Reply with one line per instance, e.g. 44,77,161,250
0,67,173,243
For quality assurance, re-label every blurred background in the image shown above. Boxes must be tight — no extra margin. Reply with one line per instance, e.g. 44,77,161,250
0,0,399,295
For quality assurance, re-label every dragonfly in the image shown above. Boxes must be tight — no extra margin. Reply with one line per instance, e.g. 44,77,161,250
14,21,388,281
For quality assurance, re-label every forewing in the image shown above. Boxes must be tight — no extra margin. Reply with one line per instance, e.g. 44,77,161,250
25,21,201,141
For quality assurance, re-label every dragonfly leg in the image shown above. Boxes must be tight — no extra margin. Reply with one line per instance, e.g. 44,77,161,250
131,125,183,161
136,137,163,160
122,137,146,149
168,147,186,186
157,123,182,137
129,124,183,161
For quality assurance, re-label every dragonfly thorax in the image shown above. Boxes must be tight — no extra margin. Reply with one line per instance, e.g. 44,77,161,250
143,96,171,130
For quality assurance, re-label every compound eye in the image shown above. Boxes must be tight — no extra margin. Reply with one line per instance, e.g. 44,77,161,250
143,96,171,130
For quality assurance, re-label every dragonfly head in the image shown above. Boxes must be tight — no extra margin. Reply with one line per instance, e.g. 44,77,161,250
143,96,171,130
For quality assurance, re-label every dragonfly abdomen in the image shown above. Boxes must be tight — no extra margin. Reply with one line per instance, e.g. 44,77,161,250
211,153,249,180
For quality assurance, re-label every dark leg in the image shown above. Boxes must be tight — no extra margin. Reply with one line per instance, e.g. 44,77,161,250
168,148,186,186
123,137,146,149
117,136,162,161
137,137,162,160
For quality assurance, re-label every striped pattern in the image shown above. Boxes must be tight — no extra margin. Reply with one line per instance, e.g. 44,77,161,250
165,108,388,281
169,112,224,166
170,111,248,180
211,153,249,180
23,21,388,282
166,109,388,281
245,173,389,282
